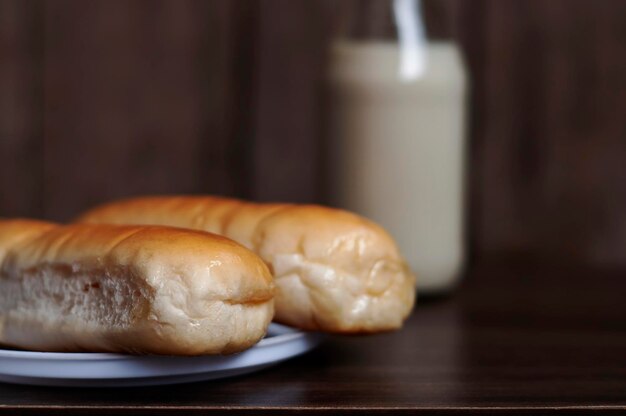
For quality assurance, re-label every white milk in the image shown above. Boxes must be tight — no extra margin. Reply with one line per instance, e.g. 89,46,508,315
328,41,467,293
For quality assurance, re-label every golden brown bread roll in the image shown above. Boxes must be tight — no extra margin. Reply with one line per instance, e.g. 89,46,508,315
0,219,274,355
77,196,416,333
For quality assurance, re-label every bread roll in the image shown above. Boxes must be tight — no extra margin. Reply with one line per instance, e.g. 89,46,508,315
77,196,416,333
0,219,274,355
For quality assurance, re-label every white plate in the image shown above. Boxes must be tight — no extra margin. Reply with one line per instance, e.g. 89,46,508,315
0,323,324,387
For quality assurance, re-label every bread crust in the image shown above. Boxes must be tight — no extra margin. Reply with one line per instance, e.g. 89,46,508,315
77,196,416,333
0,219,274,355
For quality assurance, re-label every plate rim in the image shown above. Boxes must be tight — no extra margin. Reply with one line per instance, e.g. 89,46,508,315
0,322,312,360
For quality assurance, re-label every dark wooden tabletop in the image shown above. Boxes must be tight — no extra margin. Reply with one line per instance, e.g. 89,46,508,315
1,261,625,415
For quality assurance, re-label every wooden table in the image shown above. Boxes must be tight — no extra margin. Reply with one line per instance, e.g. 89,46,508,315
1,261,625,414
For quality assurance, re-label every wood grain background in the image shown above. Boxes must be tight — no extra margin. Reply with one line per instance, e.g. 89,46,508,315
1,0,626,267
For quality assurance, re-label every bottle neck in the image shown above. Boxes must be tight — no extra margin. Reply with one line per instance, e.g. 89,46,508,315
335,0,454,42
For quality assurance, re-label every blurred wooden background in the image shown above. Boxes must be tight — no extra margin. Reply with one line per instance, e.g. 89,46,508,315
2,0,626,267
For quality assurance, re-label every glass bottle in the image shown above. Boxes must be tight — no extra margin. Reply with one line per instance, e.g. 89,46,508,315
327,0,467,293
